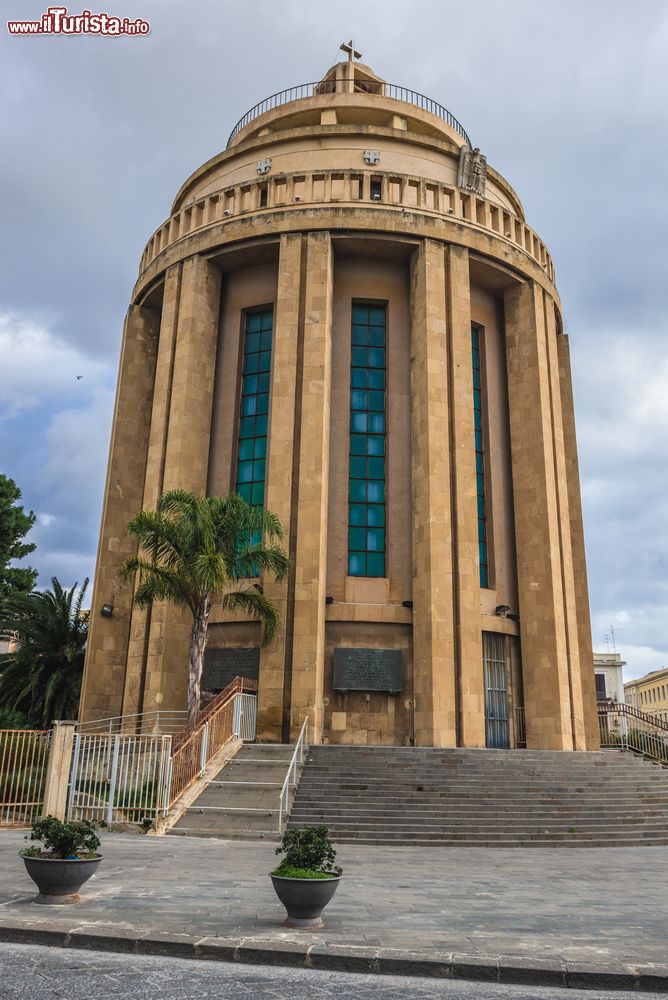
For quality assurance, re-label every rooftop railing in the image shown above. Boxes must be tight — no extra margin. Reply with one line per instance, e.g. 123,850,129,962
227,80,472,148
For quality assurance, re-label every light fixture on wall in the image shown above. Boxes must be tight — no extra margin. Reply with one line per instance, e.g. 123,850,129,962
402,600,413,609
325,595,334,605
100,604,114,618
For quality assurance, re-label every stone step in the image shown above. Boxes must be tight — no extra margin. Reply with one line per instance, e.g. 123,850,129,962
167,827,280,841
293,789,668,801
290,808,668,822
324,835,668,848
288,819,668,834
286,746,668,848
170,742,299,840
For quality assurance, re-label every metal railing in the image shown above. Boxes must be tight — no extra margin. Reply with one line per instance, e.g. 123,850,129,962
278,716,308,832
166,682,257,809
171,676,257,751
76,710,188,736
227,80,471,148
514,706,526,748
598,701,668,765
0,729,51,827
67,732,171,824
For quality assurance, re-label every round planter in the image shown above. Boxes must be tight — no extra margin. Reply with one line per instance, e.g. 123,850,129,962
22,855,102,904
270,874,341,928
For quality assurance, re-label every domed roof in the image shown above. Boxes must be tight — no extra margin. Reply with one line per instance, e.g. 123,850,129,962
226,48,471,151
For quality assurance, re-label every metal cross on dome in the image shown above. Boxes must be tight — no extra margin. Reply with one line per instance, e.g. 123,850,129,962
340,39,362,62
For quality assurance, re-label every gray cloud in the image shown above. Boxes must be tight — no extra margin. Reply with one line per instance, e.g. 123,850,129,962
1,0,666,679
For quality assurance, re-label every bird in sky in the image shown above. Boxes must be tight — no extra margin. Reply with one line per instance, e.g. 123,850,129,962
76,375,83,380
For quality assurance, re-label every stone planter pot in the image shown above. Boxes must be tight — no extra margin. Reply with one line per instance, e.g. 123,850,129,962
22,855,102,904
270,874,341,928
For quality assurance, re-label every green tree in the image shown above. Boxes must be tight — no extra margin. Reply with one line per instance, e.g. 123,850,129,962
119,490,290,721
0,474,37,601
0,578,88,726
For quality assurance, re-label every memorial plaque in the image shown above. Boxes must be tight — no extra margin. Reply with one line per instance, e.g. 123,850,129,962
202,647,260,692
333,648,403,693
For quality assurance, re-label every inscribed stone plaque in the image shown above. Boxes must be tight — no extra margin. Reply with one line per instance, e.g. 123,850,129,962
333,648,403,693
202,647,260,692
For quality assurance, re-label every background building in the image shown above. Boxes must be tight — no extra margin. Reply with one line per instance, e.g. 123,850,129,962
625,668,668,722
593,652,625,704
80,54,599,751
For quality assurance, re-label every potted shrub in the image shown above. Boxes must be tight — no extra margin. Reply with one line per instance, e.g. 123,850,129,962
20,816,103,904
270,825,342,928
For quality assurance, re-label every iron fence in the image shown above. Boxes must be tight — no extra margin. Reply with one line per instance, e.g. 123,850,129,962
0,729,51,827
67,732,171,824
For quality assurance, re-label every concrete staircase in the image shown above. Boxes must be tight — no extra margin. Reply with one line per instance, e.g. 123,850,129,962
288,746,668,847
168,743,295,841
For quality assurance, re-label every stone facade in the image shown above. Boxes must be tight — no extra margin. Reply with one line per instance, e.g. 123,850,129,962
80,59,599,749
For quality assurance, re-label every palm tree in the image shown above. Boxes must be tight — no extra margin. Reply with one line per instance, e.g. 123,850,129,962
0,578,89,726
119,490,290,721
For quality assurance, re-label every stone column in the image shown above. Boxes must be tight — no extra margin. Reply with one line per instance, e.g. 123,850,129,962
410,239,457,747
42,722,76,820
288,232,333,741
504,280,575,750
557,332,600,749
142,254,222,715
79,304,159,723
445,245,485,747
123,263,182,717
257,234,304,742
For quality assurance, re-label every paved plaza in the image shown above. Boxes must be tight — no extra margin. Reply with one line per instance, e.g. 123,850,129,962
1,831,667,990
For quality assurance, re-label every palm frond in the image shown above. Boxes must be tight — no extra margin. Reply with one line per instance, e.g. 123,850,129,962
222,588,281,646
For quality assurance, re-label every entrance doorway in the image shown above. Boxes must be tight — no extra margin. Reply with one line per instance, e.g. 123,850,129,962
483,632,510,749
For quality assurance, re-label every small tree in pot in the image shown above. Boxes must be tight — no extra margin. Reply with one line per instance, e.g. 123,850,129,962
20,816,103,904
271,825,342,928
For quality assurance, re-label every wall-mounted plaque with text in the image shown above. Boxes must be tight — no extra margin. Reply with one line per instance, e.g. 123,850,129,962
333,647,403,693
202,647,260,692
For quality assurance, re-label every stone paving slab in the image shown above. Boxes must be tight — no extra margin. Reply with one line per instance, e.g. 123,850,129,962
1,830,668,990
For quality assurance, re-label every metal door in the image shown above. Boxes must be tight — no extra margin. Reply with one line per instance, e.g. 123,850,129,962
483,633,510,749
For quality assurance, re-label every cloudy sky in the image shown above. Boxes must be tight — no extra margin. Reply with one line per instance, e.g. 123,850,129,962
1,0,666,679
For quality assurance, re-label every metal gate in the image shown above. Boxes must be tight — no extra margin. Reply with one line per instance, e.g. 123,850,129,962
233,693,257,741
483,633,510,749
67,733,171,824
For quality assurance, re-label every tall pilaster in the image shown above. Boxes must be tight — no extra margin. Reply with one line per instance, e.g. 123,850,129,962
142,254,222,714
557,332,600,749
504,281,574,749
123,263,182,716
79,304,159,722
445,245,485,747
543,297,587,749
410,239,457,747
288,232,333,741
257,234,304,741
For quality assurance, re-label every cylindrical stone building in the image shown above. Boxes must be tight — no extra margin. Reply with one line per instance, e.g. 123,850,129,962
80,56,599,751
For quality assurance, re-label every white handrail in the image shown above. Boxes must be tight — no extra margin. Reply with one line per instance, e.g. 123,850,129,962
277,716,309,832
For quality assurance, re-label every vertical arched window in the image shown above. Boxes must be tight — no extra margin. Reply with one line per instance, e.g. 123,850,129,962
348,303,386,577
472,326,489,588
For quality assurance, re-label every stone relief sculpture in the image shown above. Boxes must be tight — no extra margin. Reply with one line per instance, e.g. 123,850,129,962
458,146,487,196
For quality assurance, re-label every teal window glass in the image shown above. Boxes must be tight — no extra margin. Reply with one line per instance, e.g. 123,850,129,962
472,327,489,588
348,304,386,576
235,309,273,538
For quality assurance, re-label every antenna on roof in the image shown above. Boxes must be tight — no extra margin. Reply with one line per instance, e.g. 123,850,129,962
604,632,610,653
610,624,617,653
